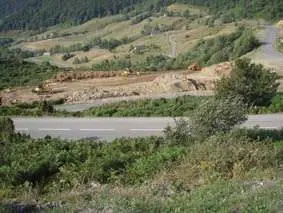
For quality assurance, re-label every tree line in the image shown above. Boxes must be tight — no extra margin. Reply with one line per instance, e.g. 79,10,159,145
0,0,282,31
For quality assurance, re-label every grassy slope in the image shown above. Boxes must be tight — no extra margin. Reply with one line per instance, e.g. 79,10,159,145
14,4,240,69
1,131,282,212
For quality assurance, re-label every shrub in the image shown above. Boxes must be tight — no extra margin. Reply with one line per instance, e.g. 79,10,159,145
189,96,247,139
39,101,54,114
170,133,282,189
216,58,280,107
0,117,15,137
164,118,192,145
123,146,186,185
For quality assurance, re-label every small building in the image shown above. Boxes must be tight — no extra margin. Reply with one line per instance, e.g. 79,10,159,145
43,52,51,56
130,44,145,54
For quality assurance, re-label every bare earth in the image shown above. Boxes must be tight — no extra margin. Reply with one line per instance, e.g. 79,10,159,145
1,24,282,107
1,63,230,106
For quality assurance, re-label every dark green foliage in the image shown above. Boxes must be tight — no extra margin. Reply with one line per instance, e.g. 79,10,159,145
0,38,14,47
250,93,283,114
80,96,204,117
0,0,147,31
0,117,14,137
176,0,283,20
0,59,59,89
180,28,259,67
216,58,280,107
0,135,175,190
0,47,59,89
0,99,64,117
0,47,35,60
189,96,248,139
131,12,152,24
61,53,75,61
39,101,54,114
233,127,283,143
0,0,281,32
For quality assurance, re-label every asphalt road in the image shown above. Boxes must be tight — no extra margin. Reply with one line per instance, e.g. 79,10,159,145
262,25,283,59
13,114,283,141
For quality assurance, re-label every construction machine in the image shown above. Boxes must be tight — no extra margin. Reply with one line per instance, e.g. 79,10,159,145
120,68,140,77
188,63,202,72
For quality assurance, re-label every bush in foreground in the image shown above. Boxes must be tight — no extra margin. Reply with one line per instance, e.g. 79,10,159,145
189,96,248,139
0,117,14,139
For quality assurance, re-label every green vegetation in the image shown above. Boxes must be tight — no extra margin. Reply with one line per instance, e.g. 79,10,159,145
0,38,14,47
1,108,283,211
93,28,259,71
1,92,283,117
50,36,135,53
0,117,14,138
0,47,60,89
278,38,283,53
0,59,59,90
189,96,247,139
0,99,63,117
216,58,280,107
0,0,282,31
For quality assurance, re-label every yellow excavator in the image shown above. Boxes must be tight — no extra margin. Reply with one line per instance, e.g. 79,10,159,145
120,68,140,77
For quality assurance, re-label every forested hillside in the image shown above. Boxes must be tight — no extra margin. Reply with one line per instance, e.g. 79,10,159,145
0,0,282,31
0,0,160,30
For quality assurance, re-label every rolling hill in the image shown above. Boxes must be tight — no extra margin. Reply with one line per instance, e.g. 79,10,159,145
0,0,282,31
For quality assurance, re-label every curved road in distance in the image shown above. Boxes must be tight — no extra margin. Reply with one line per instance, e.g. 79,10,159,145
261,25,283,59
55,25,283,112
13,114,283,141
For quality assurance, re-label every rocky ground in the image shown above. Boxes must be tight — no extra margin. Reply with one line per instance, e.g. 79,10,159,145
0,62,232,106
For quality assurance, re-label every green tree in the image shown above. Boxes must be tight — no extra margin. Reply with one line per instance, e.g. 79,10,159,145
39,101,54,114
216,58,279,107
0,117,15,138
73,57,81,64
189,96,247,139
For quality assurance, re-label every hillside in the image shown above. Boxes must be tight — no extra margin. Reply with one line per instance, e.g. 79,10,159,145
0,0,160,31
13,4,258,71
0,0,282,31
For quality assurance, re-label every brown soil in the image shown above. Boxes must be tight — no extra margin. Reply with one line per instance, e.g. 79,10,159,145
0,62,233,106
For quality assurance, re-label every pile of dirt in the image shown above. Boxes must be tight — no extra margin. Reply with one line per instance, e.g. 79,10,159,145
65,70,219,103
66,87,140,103
151,72,215,93
50,71,118,83
277,20,283,29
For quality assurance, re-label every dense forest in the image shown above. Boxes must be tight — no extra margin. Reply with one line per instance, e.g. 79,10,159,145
0,0,282,31
0,0,161,30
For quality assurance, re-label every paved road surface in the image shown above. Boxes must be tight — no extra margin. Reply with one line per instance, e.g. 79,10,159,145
13,114,283,141
262,25,283,59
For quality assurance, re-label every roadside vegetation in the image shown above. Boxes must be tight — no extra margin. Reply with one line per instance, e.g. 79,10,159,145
2,92,283,117
1,59,282,211
1,93,283,212
278,38,283,53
